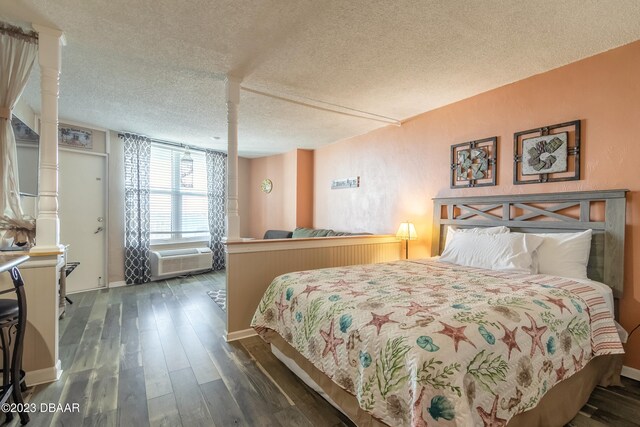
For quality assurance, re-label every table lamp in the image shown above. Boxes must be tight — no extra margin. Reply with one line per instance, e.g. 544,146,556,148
396,222,417,259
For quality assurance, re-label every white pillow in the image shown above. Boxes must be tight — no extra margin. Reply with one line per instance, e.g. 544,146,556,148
444,226,510,248
531,230,592,279
439,232,543,273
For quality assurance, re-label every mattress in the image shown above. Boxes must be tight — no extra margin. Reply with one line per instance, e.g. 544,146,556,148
252,259,624,426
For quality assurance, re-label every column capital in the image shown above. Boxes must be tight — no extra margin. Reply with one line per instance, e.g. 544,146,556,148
224,74,242,84
31,24,65,42
32,25,65,71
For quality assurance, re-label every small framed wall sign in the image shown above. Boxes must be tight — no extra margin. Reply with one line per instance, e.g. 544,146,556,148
450,137,497,188
331,176,359,189
513,120,580,185
59,126,93,149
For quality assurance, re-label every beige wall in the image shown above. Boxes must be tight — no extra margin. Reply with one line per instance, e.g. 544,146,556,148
13,98,38,132
313,40,640,369
107,131,126,284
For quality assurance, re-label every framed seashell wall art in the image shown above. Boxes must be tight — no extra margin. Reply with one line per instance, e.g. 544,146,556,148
513,120,581,185
450,136,497,188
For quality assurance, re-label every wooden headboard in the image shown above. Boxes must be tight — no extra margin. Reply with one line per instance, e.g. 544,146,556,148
432,189,628,298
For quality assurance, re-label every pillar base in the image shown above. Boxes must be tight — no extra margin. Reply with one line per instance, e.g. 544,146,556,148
226,215,241,241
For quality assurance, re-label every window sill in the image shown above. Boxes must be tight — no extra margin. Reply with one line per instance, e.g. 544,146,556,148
150,238,210,250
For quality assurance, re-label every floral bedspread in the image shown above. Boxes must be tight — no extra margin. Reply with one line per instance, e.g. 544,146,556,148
251,260,623,426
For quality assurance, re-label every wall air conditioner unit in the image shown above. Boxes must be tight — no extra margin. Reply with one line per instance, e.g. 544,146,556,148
150,247,212,280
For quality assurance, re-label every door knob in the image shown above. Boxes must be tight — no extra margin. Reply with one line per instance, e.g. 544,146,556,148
94,227,104,234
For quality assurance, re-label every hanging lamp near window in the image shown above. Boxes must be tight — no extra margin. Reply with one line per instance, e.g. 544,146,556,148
180,147,194,188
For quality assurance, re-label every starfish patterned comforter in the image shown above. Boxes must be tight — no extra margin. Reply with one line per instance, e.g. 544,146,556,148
251,259,623,426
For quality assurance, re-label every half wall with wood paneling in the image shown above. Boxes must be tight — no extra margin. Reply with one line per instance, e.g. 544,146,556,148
225,235,402,339
0,253,62,385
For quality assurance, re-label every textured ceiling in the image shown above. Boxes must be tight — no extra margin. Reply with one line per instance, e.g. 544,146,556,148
2,0,640,157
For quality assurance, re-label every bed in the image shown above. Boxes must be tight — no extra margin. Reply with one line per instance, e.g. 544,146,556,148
251,190,628,426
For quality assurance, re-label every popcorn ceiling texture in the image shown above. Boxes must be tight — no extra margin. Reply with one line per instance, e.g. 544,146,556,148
3,0,640,156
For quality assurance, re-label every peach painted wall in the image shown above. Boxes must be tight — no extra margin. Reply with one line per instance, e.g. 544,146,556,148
296,149,314,228
282,150,298,229
314,40,640,369
248,149,313,238
249,151,296,238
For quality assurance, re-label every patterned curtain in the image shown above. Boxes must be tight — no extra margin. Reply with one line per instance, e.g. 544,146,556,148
123,133,152,284
206,149,226,270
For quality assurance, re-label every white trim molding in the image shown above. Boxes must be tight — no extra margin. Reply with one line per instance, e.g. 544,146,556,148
225,234,399,254
621,365,640,381
25,359,62,386
225,328,257,342
108,280,126,288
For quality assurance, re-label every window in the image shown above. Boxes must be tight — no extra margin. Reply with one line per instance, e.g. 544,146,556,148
149,143,209,242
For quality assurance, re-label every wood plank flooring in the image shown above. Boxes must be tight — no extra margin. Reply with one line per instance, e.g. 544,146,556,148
12,272,640,426
19,272,351,427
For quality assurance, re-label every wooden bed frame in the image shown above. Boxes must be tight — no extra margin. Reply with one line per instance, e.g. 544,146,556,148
432,189,628,298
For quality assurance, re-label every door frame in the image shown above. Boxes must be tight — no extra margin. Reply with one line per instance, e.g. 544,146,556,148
59,147,109,293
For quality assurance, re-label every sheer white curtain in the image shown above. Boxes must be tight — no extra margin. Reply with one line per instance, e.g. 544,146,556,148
0,24,38,246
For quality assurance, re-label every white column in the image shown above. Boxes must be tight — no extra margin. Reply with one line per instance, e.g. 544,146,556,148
31,25,65,253
225,75,241,241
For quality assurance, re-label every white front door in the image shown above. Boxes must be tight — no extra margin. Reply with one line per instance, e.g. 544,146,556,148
59,149,107,293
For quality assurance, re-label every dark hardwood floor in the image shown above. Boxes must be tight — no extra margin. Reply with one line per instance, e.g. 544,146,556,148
12,272,640,426
19,272,350,427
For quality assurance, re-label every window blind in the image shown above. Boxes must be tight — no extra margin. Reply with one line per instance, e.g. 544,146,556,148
149,143,209,241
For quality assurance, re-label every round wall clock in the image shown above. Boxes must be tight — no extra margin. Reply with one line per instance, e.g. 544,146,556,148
261,179,273,194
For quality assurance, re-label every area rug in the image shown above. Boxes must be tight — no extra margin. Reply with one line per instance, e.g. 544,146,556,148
207,289,226,312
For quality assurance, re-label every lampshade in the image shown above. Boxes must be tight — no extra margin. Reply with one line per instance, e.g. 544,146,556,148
396,222,417,241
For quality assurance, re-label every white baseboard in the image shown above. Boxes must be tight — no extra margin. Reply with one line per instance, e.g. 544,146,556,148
67,285,107,295
621,365,640,381
225,328,257,342
26,359,62,386
108,280,126,288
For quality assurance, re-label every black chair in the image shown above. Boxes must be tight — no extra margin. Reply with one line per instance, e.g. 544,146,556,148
0,266,29,425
